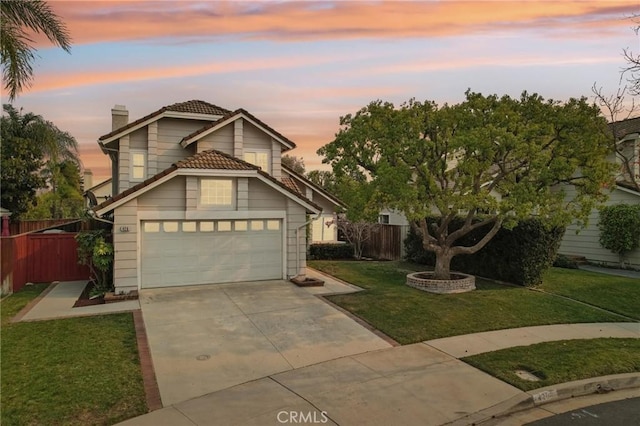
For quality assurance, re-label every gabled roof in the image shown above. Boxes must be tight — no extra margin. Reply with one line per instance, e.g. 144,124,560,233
610,116,640,139
94,150,321,214
98,100,231,143
85,178,112,193
616,180,640,195
180,108,296,151
282,165,346,209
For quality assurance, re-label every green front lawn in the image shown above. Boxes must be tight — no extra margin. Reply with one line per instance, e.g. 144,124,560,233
541,268,640,320
463,338,640,391
310,261,628,344
1,286,147,426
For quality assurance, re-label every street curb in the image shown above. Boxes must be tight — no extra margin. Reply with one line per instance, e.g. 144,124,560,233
446,372,640,425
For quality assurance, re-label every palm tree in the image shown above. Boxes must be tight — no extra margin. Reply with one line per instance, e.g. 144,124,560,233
1,0,71,100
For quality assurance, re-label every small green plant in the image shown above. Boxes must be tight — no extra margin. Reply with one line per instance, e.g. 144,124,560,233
76,230,114,297
598,203,640,268
553,254,579,269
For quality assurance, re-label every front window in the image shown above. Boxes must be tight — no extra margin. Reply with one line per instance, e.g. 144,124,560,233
200,179,233,206
244,150,270,173
130,150,147,182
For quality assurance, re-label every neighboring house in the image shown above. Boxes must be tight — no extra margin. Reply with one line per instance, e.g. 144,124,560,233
558,117,640,268
280,165,345,242
84,178,112,205
93,100,343,293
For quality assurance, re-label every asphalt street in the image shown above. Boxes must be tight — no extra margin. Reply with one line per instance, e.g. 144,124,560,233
526,397,640,426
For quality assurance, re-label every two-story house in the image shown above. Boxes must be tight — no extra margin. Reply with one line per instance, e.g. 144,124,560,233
92,100,344,294
558,116,640,268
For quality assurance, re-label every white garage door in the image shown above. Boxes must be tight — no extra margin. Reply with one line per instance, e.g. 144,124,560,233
141,219,283,288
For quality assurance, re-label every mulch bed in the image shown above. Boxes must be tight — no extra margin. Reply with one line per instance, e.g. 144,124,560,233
72,281,105,308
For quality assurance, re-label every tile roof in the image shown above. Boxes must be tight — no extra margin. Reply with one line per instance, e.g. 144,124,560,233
98,100,231,141
282,165,346,208
281,176,302,194
94,150,321,213
180,108,296,150
175,150,258,171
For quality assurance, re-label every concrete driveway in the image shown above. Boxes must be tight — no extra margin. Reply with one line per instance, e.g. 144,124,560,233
140,279,391,406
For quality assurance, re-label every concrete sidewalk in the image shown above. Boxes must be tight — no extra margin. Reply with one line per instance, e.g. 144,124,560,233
578,264,640,279
17,281,139,322
425,322,640,358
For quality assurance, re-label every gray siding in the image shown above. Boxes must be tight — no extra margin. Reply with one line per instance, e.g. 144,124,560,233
559,186,640,267
138,176,186,211
113,199,138,294
248,179,286,210
286,198,307,278
148,122,158,175
243,121,272,151
118,135,130,192
196,123,234,155
234,119,243,158
129,127,148,149
157,118,205,170
271,139,281,180
238,178,248,210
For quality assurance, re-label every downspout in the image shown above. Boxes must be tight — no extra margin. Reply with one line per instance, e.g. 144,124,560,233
294,210,322,279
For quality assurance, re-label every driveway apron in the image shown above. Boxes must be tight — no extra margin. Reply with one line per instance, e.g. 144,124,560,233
140,280,391,406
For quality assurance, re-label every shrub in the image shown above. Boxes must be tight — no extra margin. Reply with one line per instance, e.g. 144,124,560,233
553,254,579,269
76,230,114,297
405,217,565,286
598,203,640,268
309,243,354,260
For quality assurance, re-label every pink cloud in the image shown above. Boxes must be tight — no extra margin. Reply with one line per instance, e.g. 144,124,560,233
43,1,635,46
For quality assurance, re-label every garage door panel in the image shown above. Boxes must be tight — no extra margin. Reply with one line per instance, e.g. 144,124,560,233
141,220,283,288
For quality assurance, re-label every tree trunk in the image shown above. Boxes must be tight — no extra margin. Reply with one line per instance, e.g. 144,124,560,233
434,250,453,280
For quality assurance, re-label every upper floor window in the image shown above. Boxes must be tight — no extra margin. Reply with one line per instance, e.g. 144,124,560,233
200,179,233,206
244,150,270,173
130,150,147,182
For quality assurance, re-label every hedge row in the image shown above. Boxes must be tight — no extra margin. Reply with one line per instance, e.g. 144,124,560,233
404,218,565,286
309,243,354,260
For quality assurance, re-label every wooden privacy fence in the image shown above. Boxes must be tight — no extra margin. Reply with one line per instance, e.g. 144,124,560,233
8,219,84,235
362,224,409,261
1,233,90,294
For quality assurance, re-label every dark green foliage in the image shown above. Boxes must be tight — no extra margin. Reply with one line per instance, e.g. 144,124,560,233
405,217,565,286
309,243,354,260
598,203,640,266
0,104,46,216
553,254,579,269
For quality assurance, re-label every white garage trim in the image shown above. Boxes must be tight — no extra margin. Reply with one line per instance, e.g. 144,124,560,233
138,210,286,221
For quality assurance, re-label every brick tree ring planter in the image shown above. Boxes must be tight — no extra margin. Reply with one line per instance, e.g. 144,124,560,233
406,272,476,294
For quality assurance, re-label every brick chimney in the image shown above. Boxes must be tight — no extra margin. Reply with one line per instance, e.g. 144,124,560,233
111,104,128,131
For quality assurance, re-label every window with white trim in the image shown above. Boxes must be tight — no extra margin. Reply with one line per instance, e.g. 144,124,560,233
130,150,147,182
244,150,270,173
200,179,233,206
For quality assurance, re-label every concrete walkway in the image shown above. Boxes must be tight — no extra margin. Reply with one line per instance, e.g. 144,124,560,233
17,281,139,322
425,322,640,358
578,264,640,279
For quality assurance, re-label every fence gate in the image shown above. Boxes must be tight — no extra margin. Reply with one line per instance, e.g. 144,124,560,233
26,234,90,283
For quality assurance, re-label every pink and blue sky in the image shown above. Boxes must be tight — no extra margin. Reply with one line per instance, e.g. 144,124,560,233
5,0,640,182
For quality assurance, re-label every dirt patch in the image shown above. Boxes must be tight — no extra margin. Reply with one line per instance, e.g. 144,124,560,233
73,281,105,308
